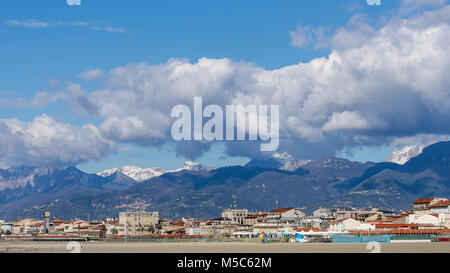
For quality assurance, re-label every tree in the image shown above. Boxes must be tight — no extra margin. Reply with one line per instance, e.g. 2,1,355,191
220,232,232,238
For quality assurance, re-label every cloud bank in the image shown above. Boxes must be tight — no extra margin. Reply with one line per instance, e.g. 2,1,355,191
0,115,115,168
1,2,449,167
70,4,450,160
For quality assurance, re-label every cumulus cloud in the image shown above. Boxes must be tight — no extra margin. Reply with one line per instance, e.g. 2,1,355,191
3,3,449,167
69,4,450,160
389,133,450,148
322,111,370,131
78,69,105,81
0,115,115,168
67,82,99,117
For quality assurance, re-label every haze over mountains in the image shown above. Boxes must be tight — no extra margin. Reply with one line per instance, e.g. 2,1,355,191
0,141,449,220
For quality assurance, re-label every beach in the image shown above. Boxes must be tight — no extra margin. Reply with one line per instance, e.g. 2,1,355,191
0,241,449,253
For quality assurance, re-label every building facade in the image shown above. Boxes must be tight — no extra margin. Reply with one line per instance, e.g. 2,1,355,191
119,211,159,235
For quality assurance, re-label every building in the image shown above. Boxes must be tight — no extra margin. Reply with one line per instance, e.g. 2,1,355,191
119,211,159,235
12,218,44,234
252,221,286,233
408,213,440,226
297,216,328,229
199,218,238,236
221,209,248,224
430,200,450,214
313,208,334,219
0,221,13,234
413,198,448,213
269,208,305,220
329,218,362,232
244,212,267,226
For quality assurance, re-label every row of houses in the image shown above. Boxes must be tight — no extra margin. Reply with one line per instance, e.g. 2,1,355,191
1,197,449,238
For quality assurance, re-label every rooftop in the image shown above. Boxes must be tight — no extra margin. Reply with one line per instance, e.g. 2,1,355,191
430,200,450,208
270,207,294,214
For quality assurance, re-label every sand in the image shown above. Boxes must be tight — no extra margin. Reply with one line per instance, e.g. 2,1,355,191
0,241,449,253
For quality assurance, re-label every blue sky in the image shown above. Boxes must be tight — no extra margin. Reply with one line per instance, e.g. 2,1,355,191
1,0,448,172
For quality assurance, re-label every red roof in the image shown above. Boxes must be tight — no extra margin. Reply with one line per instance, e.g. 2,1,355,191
51,219,67,224
245,213,268,219
375,223,418,229
270,207,294,214
430,200,450,208
350,229,450,235
413,198,435,204
330,217,350,224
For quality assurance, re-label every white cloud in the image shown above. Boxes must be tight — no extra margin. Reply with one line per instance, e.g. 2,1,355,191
0,115,115,168
0,92,69,108
322,111,370,131
78,69,105,81
104,27,127,33
67,82,99,117
289,24,329,49
390,134,450,148
2,3,449,166
72,4,450,160
400,0,448,14
4,19,127,33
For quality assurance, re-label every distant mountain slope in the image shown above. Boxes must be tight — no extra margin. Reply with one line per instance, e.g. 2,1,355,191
0,166,135,217
322,141,450,210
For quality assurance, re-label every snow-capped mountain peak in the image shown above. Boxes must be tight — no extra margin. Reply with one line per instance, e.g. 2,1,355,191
97,161,215,182
97,165,165,182
271,152,311,171
385,144,426,165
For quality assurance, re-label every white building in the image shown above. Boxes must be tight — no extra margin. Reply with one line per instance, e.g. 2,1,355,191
221,209,248,224
1,221,13,234
313,208,333,219
269,208,305,220
119,211,159,235
329,218,362,232
413,198,448,213
408,213,440,226
430,200,450,214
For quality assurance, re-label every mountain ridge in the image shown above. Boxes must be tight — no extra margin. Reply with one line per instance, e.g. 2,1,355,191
0,141,449,220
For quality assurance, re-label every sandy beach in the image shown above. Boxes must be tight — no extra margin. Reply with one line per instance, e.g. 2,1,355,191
0,241,449,253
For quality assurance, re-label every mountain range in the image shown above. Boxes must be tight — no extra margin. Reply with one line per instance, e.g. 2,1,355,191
97,161,215,182
0,141,449,220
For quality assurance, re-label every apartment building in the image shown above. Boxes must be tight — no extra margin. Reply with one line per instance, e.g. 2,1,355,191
119,211,159,235
221,209,248,224
413,198,448,213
